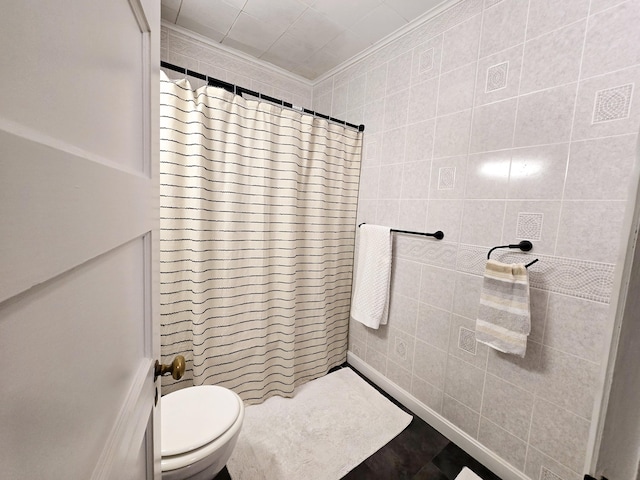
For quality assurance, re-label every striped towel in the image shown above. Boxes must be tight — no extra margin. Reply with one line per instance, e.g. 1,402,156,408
475,259,531,357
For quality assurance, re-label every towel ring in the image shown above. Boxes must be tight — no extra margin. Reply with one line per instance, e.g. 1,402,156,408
488,241,539,268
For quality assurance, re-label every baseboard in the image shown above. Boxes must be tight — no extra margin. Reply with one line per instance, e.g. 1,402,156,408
346,352,530,480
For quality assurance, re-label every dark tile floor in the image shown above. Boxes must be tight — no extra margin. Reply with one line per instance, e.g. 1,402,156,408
215,364,502,480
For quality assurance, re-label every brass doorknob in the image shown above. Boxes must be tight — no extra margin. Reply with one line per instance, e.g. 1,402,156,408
154,355,186,381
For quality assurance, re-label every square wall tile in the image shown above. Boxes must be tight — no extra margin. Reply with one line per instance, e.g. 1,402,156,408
502,200,561,255
380,126,408,164
536,346,600,420
412,35,443,85
366,63,388,100
388,292,419,335
478,417,527,469
507,143,569,200
332,83,348,116
469,97,518,153
581,1,640,79
391,257,422,301
384,90,410,131
408,78,439,123
459,200,506,247
475,44,524,106
481,373,534,440
555,200,625,263
443,394,480,438
479,0,529,58
564,134,637,200
365,343,388,375
430,156,468,199
386,51,414,96
544,293,610,363
441,14,482,73
444,354,486,411
465,150,511,199
416,303,452,351
520,20,586,95
426,199,464,243
524,447,583,480
363,133,382,168
349,339,366,359
388,327,416,372
357,166,380,200
529,398,591,473
437,63,478,116
452,273,483,320
367,323,390,355
448,314,489,369
347,74,366,111
433,109,473,158
514,83,577,147
404,119,436,163
487,340,542,392
398,199,429,232
572,65,640,141
413,339,447,388
412,376,444,413
363,98,386,135
401,160,431,199
420,264,457,310
387,360,412,392
375,199,400,227
526,0,590,39
377,164,404,199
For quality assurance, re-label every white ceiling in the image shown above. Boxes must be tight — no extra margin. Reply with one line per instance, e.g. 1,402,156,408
161,0,449,81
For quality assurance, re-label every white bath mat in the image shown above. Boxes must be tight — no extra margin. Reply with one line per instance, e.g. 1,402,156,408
226,367,412,480
456,467,484,480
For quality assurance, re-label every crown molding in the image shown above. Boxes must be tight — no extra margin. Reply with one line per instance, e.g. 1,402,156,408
161,21,314,87
313,0,462,86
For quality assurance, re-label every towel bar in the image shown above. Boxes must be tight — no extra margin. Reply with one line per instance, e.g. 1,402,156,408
487,241,539,268
358,223,444,240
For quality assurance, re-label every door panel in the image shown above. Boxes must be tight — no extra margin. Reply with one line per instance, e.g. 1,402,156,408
0,0,160,478
0,0,146,167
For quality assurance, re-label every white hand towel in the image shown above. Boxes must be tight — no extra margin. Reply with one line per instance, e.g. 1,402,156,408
475,259,531,357
350,224,392,329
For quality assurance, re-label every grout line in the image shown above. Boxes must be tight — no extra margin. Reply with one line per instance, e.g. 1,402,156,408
553,0,594,257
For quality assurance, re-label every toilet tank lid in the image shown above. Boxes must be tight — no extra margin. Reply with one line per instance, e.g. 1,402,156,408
161,385,241,456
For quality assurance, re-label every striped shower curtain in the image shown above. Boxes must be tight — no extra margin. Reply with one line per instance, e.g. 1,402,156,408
159,73,363,404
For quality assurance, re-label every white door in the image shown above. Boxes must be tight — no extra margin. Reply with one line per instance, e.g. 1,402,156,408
0,1,160,479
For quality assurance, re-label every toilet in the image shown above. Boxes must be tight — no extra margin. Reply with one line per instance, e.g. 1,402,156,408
161,385,244,480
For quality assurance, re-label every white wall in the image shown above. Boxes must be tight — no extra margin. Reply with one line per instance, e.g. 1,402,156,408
314,0,640,478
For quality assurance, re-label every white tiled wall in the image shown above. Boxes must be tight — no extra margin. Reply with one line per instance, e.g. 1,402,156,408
161,24,313,109
315,0,640,478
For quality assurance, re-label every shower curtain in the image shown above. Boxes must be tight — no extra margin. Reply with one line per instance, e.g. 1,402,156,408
159,73,363,404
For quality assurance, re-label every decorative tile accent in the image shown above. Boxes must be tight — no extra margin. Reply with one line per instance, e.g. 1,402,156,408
484,0,505,8
516,212,544,241
395,337,407,360
458,327,477,355
438,166,456,190
456,244,615,303
592,83,634,124
395,236,458,268
485,61,509,93
420,48,435,74
540,467,564,480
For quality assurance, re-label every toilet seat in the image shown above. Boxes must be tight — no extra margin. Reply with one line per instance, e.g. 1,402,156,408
161,386,243,472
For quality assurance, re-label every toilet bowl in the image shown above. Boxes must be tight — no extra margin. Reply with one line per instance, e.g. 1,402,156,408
161,385,244,480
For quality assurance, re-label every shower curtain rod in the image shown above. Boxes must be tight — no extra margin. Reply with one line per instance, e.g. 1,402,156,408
161,61,365,132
